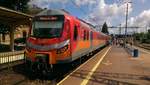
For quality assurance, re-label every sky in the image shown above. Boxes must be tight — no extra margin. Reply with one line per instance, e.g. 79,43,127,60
28,0,150,34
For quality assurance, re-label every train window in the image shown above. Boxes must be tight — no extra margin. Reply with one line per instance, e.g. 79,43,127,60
84,30,86,40
98,35,101,39
74,26,78,40
90,31,93,40
87,31,89,40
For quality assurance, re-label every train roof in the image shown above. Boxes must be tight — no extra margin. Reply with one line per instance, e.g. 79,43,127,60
36,9,70,16
36,9,101,31
37,9,95,26
78,18,95,28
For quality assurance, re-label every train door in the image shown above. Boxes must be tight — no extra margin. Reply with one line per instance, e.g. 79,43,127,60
72,25,78,52
71,24,80,60
90,31,93,51
74,26,78,41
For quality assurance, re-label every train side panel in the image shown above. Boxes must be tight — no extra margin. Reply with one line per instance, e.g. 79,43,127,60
70,20,109,62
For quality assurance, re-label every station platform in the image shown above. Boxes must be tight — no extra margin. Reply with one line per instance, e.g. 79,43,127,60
57,45,150,85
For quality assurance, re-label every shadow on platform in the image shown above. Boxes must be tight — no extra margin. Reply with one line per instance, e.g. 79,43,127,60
71,70,150,85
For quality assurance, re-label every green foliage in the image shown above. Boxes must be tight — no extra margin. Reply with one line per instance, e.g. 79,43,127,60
0,0,30,13
148,29,150,33
134,31,150,44
101,22,109,34
27,5,43,15
0,0,30,34
147,29,150,40
0,24,10,34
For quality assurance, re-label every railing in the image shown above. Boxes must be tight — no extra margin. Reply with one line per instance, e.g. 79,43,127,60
0,51,24,70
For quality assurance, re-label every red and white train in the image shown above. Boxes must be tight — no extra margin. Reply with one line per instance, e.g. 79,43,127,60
25,9,110,73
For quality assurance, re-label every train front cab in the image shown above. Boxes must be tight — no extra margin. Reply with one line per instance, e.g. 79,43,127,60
25,15,73,72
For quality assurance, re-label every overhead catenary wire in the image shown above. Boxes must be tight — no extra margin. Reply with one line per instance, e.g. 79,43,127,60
69,0,100,27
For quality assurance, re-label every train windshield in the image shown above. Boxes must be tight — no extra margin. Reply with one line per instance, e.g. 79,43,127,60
31,17,64,38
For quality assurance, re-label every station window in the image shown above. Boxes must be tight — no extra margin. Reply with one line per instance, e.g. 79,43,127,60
74,26,78,40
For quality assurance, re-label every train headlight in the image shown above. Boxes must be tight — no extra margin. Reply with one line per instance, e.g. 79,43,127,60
26,47,31,53
56,45,68,54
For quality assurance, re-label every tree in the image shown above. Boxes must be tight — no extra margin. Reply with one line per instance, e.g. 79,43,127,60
147,29,150,40
101,22,109,34
0,24,10,43
0,0,30,13
0,24,10,34
148,29,150,33
26,5,43,15
0,0,30,41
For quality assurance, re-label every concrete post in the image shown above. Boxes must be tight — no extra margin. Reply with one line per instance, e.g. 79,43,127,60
10,25,15,51
0,34,1,44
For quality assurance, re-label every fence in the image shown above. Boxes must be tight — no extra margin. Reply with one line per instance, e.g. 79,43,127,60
0,51,24,70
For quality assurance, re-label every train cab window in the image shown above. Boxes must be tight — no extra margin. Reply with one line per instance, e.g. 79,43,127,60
74,26,78,40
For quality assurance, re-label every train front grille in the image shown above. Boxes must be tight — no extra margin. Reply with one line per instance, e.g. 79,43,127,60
35,53,49,64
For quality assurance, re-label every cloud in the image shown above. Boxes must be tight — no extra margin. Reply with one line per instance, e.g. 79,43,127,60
86,0,132,25
141,0,146,3
28,0,97,8
128,9,150,26
126,9,150,33
75,0,97,6
28,0,133,34
28,0,68,8
83,0,134,34
118,9,150,33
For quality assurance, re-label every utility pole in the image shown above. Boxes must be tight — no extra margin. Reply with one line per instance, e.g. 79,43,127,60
124,1,132,46
125,3,128,36
119,24,121,35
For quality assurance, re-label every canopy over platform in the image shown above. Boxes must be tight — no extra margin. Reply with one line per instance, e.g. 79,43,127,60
0,6,33,25
0,6,33,51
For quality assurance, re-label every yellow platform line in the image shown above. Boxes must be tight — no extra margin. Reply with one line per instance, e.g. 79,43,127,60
57,46,111,85
81,47,111,85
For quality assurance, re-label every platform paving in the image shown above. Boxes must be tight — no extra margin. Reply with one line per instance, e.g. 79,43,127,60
58,46,150,85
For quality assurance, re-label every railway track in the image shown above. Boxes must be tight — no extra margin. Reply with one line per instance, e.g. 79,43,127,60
0,46,105,85
0,58,89,85
135,43,150,50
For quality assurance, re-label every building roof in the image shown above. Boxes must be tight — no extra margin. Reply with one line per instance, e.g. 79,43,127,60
0,6,33,25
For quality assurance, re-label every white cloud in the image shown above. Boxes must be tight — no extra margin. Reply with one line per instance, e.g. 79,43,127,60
86,0,132,25
117,9,150,33
83,0,133,34
128,9,150,27
141,0,146,3
28,0,134,34
28,0,97,8
28,0,68,8
75,0,97,6
127,9,150,33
